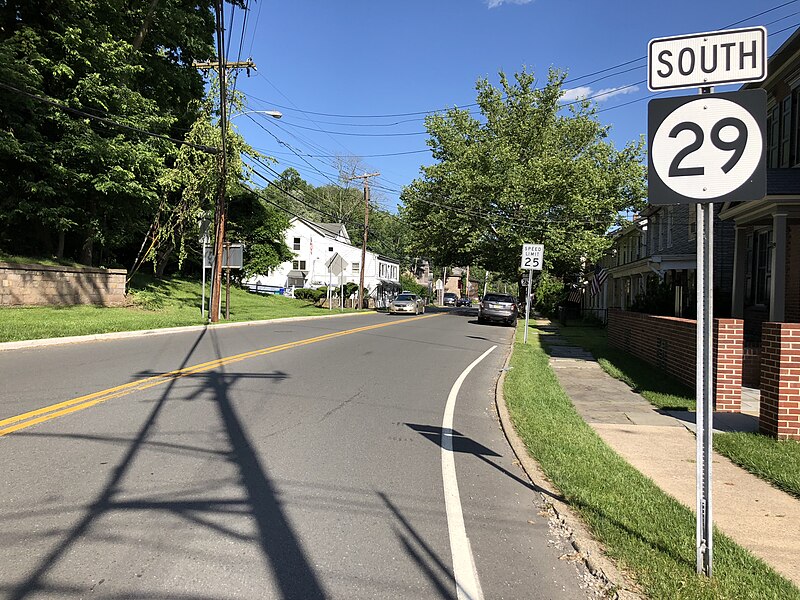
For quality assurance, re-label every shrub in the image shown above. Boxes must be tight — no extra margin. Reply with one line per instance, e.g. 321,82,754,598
534,271,564,317
294,288,324,302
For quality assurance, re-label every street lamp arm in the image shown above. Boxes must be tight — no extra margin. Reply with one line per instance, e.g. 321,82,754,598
229,109,283,120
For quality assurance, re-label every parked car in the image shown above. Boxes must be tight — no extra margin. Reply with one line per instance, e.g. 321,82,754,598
443,292,458,306
456,296,471,307
389,293,425,315
478,293,518,326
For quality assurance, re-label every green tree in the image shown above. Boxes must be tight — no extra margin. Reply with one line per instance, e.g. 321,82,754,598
400,68,646,281
0,0,220,265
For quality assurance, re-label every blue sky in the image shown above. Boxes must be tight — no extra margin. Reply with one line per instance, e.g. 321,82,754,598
227,0,799,213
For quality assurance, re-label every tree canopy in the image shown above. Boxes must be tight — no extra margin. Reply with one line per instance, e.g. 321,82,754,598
0,0,218,266
400,68,647,281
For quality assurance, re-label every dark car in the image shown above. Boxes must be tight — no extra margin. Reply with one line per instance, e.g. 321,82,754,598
478,293,518,326
456,296,471,307
443,292,458,306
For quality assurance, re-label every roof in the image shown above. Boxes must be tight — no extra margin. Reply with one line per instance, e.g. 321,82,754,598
743,26,800,91
315,222,347,237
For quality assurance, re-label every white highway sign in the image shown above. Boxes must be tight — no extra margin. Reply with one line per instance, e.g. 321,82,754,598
520,244,544,270
648,90,766,204
648,27,766,91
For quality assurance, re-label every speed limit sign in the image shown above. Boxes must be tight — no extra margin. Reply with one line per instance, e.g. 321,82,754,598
521,244,544,270
648,89,766,204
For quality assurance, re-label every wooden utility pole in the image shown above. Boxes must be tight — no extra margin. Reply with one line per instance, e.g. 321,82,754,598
194,12,256,322
347,172,380,309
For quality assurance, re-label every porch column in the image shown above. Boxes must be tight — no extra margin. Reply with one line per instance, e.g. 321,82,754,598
770,213,787,322
731,226,747,318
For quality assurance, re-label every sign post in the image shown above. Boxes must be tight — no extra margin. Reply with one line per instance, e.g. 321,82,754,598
647,27,767,577
520,244,544,344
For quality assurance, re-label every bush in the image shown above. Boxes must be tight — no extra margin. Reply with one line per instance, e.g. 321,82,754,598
400,273,431,300
534,271,564,317
294,288,324,302
130,289,165,311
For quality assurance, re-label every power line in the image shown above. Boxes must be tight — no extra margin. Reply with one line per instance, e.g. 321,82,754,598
0,79,218,153
242,1,798,122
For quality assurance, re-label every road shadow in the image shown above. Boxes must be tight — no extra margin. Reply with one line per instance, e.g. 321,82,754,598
5,328,327,600
404,423,564,502
377,492,456,600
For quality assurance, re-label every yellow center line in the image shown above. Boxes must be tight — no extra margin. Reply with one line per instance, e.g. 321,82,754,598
0,313,441,437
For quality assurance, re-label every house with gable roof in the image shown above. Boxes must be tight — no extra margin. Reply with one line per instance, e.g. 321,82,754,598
244,216,400,306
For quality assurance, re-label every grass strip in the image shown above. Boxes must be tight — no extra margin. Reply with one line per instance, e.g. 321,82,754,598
504,327,799,600
554,324,800,501
713,432,800,499
0,274,357,343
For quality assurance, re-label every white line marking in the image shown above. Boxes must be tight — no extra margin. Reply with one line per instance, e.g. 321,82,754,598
442,345,496,600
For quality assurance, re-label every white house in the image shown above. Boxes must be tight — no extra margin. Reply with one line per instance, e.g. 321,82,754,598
245,217,401,306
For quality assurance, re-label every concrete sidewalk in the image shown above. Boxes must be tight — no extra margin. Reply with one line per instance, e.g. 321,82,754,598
536,320,800,586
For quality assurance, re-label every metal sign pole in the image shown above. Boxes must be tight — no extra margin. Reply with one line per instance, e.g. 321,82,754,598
694,86,715,578
524,272,532,344
201,239,207,320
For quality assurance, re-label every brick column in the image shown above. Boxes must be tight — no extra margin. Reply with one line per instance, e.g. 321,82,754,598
714,319,743,413
760,322,800,440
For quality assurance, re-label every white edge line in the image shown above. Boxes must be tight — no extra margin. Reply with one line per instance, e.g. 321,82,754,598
442,345,496,600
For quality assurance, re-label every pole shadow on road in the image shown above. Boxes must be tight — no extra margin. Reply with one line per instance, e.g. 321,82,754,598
5,328,328,600
404,423,565,503
377,492,456,600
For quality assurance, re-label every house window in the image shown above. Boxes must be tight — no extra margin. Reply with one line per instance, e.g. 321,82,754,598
768,105,780,168
666,207,673,248
328,246,333,252
352,262,360,274
658,213,664,251
292,260,307,270
781,96,793,168
753,230,772,305
293,237,301,251
688,207,696,241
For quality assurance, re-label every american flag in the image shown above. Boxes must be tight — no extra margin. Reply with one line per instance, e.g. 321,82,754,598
590,266,608,297
568,288,583,304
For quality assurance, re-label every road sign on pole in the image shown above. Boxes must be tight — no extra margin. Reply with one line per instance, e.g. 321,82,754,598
648,90,767,205
520,244,544,344
647,24,769,576
648,27,766,91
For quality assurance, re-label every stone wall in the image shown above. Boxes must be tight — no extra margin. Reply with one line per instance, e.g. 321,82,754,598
607,309,742,412
0,262,126,306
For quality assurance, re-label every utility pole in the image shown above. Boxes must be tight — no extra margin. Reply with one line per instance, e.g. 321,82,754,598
194,12,257,323
347,172,380,309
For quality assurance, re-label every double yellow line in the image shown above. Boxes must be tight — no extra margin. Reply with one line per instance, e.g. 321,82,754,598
0,313,439,437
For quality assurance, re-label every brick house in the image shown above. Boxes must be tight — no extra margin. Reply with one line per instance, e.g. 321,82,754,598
717,27,800,438
585,203,734,319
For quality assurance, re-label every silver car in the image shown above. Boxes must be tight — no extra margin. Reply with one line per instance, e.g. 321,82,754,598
389,293,425,315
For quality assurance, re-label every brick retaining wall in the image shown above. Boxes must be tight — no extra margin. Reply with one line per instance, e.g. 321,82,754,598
760,322,800,440
607,309,742,412
0,262,126,306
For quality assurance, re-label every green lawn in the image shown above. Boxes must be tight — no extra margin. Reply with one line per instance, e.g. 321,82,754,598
505,326,799,600
549,322,800,500
0,274,357,343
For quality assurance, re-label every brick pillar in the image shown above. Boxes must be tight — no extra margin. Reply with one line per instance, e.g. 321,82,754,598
713,319,742,413
760,322,800,440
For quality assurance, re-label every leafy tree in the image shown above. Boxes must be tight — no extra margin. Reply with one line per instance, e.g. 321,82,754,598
0,0,222,265
400,68,647,281
132,79,291,279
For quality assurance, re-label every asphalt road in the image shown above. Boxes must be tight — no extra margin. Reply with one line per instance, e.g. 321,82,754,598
0,308,594,599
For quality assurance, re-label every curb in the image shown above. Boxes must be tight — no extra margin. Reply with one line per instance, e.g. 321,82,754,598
0,310,371,352
494,341,643,600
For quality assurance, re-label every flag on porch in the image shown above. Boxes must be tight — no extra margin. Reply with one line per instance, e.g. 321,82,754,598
568,287,583,304
590,266,608,297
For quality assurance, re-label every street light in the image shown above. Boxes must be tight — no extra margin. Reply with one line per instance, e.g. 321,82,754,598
229,109,283,120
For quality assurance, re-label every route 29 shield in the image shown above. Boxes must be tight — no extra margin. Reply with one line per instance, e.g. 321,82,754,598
648,89,766,205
